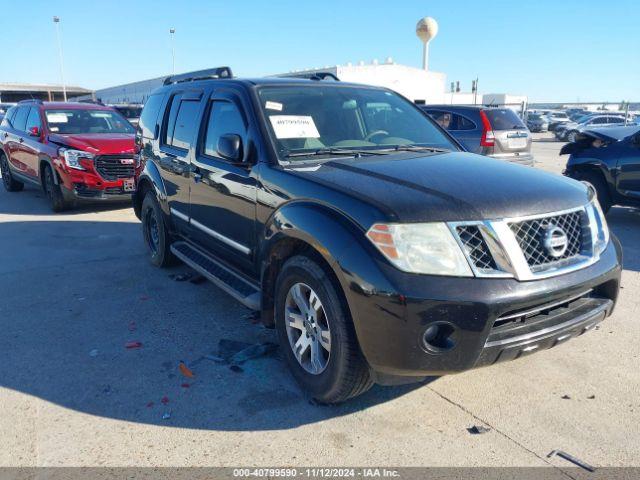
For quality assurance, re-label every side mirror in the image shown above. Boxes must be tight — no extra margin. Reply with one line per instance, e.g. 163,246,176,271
28,126,40,137
217,134,243,162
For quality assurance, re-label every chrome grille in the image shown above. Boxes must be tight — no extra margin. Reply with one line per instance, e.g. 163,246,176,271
456,226,496,271
94,155,135,181
509,211,584,271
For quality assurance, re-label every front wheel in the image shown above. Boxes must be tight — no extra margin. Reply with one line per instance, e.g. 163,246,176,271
43,165,70,212
275,255,372,403
141,192,176,267
567,130,578,143
0,153,24,192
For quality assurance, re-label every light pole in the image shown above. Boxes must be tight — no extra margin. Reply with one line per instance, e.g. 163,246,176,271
53,16,67,101
169,28,176,75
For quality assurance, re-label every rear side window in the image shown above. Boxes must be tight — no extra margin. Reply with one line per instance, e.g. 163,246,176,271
26,107,42,132
12,106,30,131
483,109,525,130
1,107,17,127
162,93,201,150
203,101,246,158
139,94,164,139
426,111,475,131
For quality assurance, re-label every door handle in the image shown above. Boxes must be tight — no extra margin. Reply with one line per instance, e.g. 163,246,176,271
18,137,24,143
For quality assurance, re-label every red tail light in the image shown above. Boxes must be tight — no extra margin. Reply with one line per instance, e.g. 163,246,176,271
479,110,495,147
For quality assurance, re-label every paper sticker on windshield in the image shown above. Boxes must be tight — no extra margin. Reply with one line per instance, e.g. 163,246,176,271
269,115,320,139
265,101,283,111
91,112,111,118
46,113,69,123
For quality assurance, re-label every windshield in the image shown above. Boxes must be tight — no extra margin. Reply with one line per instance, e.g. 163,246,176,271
257,85,457,159
44,109,135,134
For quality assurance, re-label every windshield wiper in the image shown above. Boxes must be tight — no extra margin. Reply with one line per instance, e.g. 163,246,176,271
386,145,451,153
283,148,389,159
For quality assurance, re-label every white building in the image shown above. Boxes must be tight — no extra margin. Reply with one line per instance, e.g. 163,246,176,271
281,61,448,104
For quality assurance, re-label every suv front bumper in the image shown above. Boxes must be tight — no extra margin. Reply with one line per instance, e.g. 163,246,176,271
345,236,622,383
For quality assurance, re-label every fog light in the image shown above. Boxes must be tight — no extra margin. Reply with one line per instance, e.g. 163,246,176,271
422,322,457,353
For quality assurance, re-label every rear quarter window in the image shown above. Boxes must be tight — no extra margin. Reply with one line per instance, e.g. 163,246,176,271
483,109,525,130
139,94,165,139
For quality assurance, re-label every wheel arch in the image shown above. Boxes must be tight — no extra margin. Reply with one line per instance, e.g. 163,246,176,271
258,202,386,333
133,160,168,219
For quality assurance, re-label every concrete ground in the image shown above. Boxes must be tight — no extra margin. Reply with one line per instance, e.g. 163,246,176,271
0,137,638,469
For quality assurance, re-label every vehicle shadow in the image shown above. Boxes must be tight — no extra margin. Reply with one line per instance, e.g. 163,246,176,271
0,218,433,432
0,182,131,216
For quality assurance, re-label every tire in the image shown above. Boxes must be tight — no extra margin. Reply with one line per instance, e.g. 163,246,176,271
567,130,578,143
0,153,24,192
43,164,69,212
580,172,612,214
275,255,372,403
141,191,177,267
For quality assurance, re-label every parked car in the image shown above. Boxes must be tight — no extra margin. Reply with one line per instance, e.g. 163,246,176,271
557,114,631,142
0,100,137,211
111,104,143,127
545,111,571,131
562,125,640,213
526,112,549,132
422,105,533,166
133,67,620,403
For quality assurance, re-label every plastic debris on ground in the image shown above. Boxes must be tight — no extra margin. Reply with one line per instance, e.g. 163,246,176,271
561,394,571,400
467,425,491,435
89,349,99,357
162,412,171,420
179,362,195,378
215,339,278,365
161,396,169,405
181,383,191,389
547,450,595,472
125,341,143,349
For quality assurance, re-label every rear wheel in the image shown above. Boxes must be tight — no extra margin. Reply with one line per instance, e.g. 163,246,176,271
0,153,24,192
43,165,69,212
580,172,612,214
275,255,372,403
141,191,176,267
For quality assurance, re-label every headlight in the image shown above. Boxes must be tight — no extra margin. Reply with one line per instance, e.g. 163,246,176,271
366,223,473,276
59,148,93,170
588,198,610,256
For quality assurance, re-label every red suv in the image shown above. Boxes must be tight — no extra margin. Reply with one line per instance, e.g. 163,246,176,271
0,100,138,211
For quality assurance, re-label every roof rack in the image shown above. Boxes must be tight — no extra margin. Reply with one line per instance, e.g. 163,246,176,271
286,72,340,82
163,66,233,85
18,99,44,104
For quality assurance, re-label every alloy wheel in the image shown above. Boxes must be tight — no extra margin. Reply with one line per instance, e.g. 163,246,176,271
284,282,331,375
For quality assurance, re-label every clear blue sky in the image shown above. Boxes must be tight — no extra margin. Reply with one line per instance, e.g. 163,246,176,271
1,0,638,102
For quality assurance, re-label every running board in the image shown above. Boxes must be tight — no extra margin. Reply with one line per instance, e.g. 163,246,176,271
170,241,261,310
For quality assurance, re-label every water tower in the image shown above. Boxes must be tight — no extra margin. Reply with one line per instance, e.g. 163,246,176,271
416,17,438,71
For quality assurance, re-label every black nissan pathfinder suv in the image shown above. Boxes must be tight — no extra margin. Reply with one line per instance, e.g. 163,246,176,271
133,67,621,403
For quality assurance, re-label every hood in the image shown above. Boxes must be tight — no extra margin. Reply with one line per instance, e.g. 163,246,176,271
580,125,640,142
48,133,135,155
288,152,590,223
560,125,640,155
